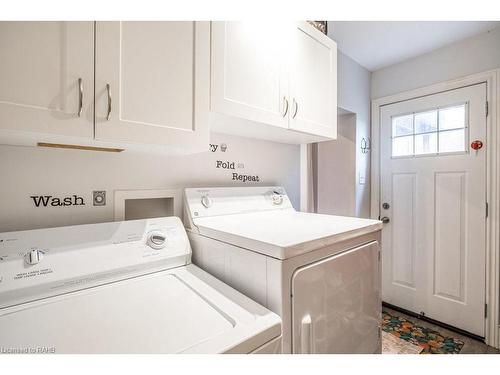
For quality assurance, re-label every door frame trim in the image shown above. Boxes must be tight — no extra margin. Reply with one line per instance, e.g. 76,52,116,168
371,69,500,348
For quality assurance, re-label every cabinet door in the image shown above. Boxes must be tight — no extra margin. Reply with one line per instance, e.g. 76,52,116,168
0,22,94,139
211,21,289,129
94,22,210,153
289,22,337,138
292,242,381,354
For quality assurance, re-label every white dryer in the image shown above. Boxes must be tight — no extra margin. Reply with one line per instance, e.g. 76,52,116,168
184,186,383,354
0,217,281,354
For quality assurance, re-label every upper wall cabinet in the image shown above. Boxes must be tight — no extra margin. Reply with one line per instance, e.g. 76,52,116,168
94,22,210,153
288,22,337,139
0,22,94,139
0,21,335,151
0,21,210,154
211,22,289,130
210,21,337,144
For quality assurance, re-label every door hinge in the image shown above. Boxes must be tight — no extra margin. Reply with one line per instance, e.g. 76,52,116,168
486,202,489,218
486,101,489,117
485,303,488,318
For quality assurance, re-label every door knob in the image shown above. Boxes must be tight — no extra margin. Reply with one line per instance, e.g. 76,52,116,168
380,216,390,224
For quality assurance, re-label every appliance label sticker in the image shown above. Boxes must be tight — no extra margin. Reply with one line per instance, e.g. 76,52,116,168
14,268,53,280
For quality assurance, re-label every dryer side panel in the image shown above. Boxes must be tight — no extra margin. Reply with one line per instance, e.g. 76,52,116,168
187,232,268,307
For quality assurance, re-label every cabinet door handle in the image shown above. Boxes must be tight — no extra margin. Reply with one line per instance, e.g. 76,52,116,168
77,78,83,117
106,83,112,121
282,96,289,117
292,98,298,119
300,314,313,354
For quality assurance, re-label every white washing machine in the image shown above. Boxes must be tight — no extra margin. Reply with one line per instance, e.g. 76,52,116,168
184,186,383,354
0,217,281,354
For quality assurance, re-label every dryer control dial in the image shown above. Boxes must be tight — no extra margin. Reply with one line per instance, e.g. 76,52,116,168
201,195,212,208
147,231,167,250
272,191,284,205
25,249,43,265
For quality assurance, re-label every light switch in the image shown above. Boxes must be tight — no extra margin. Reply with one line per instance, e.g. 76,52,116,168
359,172,366,185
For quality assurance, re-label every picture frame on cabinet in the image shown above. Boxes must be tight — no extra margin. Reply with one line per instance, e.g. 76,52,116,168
307,21,327,35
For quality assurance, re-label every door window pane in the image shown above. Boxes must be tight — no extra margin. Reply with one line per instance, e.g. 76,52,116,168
391,103,467,157
393,136,413,157
415,110,437,134
415,133,437,155
439,104,466,130
392,115,413,137
439,129,465,153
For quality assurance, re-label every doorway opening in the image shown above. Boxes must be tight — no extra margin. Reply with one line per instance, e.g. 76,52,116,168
371,70,499,349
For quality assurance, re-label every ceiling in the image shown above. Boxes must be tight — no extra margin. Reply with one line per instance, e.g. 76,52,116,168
328,21,500,71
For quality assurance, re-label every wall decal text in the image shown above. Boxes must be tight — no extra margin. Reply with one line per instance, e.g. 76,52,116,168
216,160,236,170
209,143,228,153
30,195,85,208
232,173,260,183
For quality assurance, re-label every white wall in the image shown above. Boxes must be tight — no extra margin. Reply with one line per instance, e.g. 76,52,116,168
0,133,300,232
324,47,372,218
372,27,500,98
315,113,356,216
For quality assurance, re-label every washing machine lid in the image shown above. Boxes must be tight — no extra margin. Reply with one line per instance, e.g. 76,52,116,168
0,265,281,354
192,210,382,259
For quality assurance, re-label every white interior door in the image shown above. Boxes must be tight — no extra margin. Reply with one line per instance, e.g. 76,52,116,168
94,21,210,152
0,21,94,139
288,22,337,138
380,83,487,336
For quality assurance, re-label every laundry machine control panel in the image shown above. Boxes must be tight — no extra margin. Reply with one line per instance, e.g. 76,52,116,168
0,217,191,309
184,186,294,221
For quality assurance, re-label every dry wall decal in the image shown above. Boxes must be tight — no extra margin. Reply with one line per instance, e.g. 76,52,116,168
210,143,228,153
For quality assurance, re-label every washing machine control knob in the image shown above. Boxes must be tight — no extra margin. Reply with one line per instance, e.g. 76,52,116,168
147,231,167,250
201,195,212,208
25,249,43,265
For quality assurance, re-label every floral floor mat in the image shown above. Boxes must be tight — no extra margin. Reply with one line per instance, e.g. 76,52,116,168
382,310,464,354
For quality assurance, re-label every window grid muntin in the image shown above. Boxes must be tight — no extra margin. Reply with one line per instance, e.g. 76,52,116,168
391,102,468,158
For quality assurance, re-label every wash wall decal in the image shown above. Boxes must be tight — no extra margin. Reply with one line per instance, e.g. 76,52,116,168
30,195,85,207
